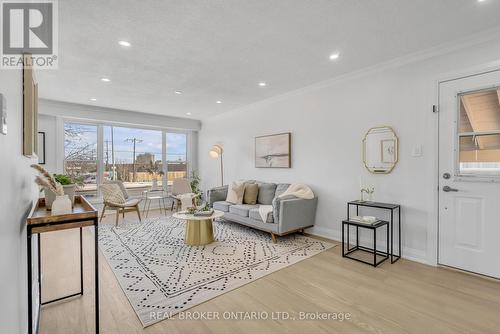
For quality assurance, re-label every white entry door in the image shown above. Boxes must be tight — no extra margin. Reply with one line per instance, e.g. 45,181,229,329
439,69,500,279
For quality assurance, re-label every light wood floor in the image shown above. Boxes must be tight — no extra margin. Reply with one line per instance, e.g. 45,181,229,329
39,209,500,334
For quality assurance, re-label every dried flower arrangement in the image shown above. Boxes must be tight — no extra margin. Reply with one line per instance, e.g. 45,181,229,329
31,164,64,196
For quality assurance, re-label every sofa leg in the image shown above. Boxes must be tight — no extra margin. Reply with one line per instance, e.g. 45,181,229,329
271,233,277,243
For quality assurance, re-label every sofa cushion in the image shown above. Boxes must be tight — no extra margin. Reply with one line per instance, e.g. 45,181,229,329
257,183,277,205
229,204,258,217
275,183,290,198
213,201,232,212
249,208,274,224
226,181,245,204
243,183,259,205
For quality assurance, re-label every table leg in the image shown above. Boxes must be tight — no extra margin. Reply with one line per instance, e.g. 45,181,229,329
341,222,345,257
27,228,32,334
356,226,359,248
390,209,394,263
94,219,99,334
398,207,402,262
80,227,83,295
38,233,41,305
185,219,214,246
373,228,377,267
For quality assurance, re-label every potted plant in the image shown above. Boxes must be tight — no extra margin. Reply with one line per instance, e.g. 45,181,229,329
52,173,83,206
31,164,72,214
147,162,164,190
31,164,82,210
190,171,202,206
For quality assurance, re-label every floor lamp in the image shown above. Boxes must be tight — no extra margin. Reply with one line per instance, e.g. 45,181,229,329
209,144,224,186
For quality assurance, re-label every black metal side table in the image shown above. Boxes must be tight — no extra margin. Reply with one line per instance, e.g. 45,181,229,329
342,219,389,267
347,200,401,263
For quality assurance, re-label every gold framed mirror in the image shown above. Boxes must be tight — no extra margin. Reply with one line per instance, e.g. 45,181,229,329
363,126,399,174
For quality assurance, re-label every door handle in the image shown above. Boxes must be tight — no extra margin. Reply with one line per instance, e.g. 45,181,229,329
443,186,459,192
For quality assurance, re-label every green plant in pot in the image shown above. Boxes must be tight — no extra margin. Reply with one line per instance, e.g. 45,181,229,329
190,171,202,206
147,161,164,190
49,174,83,208
31,164,83,210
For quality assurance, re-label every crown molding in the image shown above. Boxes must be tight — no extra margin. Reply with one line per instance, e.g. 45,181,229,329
204,26,500,121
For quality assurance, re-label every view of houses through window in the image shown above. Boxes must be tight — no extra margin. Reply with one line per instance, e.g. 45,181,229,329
64,122,188,196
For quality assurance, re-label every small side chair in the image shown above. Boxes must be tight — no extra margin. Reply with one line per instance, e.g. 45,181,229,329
100,181,142,226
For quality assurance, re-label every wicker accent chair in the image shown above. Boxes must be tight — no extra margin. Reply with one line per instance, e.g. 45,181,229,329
100,181,142,226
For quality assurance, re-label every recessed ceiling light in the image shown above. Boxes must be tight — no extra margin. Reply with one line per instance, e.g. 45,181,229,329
478,0,487,2
186,112,192,116
216,100,222,104
175,90,182,95
329,52,340,60
101,77,111,82
90,98,97,101
118,40,131,47
258,82,267,87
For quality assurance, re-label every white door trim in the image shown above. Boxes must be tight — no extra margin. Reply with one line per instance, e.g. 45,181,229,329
433,61,500,267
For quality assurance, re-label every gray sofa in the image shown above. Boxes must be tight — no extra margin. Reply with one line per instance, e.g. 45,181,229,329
207,182,318,242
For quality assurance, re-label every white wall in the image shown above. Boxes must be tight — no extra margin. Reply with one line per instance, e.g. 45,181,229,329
0,71,38,332
198,37,500,265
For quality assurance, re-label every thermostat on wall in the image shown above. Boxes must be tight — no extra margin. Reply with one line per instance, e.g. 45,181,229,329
0,93,6,135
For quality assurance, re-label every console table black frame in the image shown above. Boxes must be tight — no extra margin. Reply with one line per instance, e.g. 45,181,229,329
342,219,389,267
347,200,401,263
27,196,99,334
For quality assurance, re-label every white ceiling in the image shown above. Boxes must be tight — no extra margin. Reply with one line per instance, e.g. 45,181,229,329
37,0,500,119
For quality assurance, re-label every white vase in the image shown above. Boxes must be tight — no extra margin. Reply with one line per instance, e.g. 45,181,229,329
51,195,72,215
44,184,76,209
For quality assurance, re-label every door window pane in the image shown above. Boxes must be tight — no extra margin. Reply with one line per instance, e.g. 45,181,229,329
103,126,163,194
166,133,187,185
458,89,500,175
64,122,98,195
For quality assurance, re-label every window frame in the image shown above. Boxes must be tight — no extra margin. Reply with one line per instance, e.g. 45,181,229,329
60,117,191,197
455,86,500,180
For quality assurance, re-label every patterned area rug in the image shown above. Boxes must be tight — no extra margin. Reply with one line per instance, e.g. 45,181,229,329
99,216,335,327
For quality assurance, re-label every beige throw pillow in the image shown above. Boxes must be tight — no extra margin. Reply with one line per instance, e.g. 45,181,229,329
243,183,259,205
101,183,126,204
226,181,245,204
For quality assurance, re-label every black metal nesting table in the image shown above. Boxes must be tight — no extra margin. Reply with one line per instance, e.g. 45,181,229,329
343,200,402,266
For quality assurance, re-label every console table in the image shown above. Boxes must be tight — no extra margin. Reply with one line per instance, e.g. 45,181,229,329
347,200,401,263
27,195,99,334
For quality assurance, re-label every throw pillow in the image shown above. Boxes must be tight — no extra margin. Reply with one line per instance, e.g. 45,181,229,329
101,183,126,204
243,183,259,205
257,183,277,205
226,181,245,204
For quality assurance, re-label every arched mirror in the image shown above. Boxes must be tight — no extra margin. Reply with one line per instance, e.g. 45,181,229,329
363,126,399,174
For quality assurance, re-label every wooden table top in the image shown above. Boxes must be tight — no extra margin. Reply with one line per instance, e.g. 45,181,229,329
28,195,98,226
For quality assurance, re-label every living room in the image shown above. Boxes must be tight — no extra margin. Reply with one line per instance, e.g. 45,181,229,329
2,1,500,333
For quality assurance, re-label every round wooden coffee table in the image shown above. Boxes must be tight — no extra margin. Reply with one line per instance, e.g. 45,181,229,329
173,210,224,246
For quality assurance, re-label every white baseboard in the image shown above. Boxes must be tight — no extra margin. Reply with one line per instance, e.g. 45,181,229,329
306,225,429,265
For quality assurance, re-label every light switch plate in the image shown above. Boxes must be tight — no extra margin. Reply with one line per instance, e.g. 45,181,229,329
412,145,423,157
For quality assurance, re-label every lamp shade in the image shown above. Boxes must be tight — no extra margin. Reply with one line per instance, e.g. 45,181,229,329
209,144,223,159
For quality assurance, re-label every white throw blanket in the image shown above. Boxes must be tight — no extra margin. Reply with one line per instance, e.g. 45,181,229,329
278,183,314,199
178,193,196,211
258,184,315,222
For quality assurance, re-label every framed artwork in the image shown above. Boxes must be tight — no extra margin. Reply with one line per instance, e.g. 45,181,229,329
37,132,46,164
255,132,291,168
23,54,38,157
381,139,396,163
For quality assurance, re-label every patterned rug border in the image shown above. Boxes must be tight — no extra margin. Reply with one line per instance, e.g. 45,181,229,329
99,217,336,328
